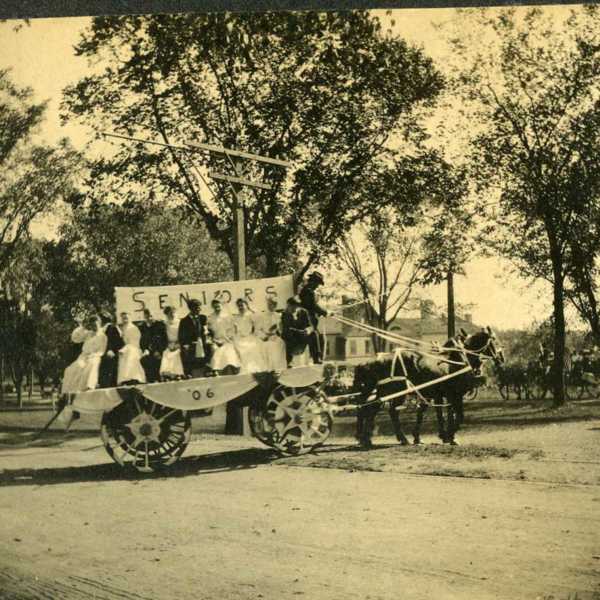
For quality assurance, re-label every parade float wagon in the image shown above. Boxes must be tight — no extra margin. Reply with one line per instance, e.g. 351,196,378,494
62,275,338,472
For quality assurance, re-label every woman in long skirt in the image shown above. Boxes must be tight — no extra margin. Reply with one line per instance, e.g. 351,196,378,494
207,299,241,374
257,297,287,371
232,298,267,374
117,312,146,385
160,306,185,380
61,316,108,393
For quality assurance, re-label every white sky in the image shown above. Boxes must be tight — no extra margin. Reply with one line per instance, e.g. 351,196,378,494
0,7,576,330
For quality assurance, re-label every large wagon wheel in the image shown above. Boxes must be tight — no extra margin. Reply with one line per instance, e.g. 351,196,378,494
249,385,333,456
101,391,191,473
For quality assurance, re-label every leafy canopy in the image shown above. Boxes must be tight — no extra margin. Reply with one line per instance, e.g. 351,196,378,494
62,11,444,275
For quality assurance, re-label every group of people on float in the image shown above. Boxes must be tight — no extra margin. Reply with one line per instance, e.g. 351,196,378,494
61,272,329,395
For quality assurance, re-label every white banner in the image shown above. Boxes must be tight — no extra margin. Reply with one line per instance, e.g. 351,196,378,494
115,274,294,319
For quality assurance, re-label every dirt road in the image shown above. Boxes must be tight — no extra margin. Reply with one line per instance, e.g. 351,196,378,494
1,422,600,600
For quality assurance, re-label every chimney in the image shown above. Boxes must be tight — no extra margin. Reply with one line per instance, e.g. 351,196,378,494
464,313,473,323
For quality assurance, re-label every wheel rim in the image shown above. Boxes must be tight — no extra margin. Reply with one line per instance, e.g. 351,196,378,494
101,391,191,473
250,385,332,456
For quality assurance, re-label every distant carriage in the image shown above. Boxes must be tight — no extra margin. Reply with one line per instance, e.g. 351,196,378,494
493,347,600,401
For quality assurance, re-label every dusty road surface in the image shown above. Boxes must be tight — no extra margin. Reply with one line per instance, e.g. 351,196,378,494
1,420,600,600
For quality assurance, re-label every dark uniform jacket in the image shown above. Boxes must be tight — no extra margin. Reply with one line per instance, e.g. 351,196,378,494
299,286,327,327
281,307,311,355
140,320,168,355
178,313,208,349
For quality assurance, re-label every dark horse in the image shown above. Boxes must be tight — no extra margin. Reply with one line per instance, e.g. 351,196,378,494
355,328,503,448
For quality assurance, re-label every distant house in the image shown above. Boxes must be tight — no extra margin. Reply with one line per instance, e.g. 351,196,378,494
322,316,374,364
322,299,483,364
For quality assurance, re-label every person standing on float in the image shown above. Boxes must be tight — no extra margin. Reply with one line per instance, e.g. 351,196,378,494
299,271,329,364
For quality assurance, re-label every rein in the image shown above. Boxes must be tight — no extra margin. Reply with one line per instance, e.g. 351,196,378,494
329,314,498,409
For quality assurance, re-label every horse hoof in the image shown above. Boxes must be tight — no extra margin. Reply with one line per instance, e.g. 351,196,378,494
413,438,421,445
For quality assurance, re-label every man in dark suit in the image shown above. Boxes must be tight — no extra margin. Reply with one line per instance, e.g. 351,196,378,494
139,308,168,383
178,299,210,378
281,296,311,368
99,312,125,388
299,271,329,364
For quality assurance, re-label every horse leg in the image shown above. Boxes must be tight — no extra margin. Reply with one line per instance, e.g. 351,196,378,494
356,403,377,449
455,394,465,430
412,401,427,445
445,394,458,445
434,396,447,443
389,401,409,445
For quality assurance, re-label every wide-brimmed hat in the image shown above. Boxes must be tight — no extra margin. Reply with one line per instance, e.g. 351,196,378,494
308,271,324,285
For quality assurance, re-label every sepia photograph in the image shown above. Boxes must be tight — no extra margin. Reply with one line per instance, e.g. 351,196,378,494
0,2,599,598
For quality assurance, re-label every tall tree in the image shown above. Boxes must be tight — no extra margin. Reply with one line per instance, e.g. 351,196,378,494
62,11,444,277
447,6,600,405
333,155,469,350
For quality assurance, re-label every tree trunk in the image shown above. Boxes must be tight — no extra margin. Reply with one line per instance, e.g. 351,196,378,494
551,254,566,406
28,366,33,402
16,378,22,408
447,271,456,339
0,354,4,406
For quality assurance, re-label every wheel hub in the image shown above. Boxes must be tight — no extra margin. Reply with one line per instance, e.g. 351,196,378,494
126,412,162,446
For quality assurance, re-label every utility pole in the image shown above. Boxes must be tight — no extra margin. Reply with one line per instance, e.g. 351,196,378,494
232,160,247,281
447,270,456,339
101,132,291,435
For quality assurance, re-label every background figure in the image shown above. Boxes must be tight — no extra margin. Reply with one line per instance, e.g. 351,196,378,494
258,297,287,371
118,312,146,385
207,299,240,375
61,315,108,393
160,306,184,380
299,271,329,364
139,308,167,382
178,299,210,378
281,296,311,368
98,312,124,388
233,298,267,373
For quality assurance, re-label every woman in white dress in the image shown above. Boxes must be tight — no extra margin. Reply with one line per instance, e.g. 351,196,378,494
232,298,267,374
159,306,185,380
61,316,108,393
207,299,241,374
117,312,146,385
257,297,287,371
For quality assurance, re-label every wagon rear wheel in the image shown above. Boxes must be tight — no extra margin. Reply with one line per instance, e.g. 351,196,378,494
101,391,191,473
249,385,333,456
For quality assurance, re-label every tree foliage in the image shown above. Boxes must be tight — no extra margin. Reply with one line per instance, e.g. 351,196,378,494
0,69,83,271
43,200,233,320
62,11,444,276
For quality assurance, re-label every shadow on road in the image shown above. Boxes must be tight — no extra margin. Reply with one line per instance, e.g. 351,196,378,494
0,446,280,488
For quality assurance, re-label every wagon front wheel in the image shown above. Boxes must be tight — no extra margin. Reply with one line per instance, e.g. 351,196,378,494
249,385,333,456
101,391,191,473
